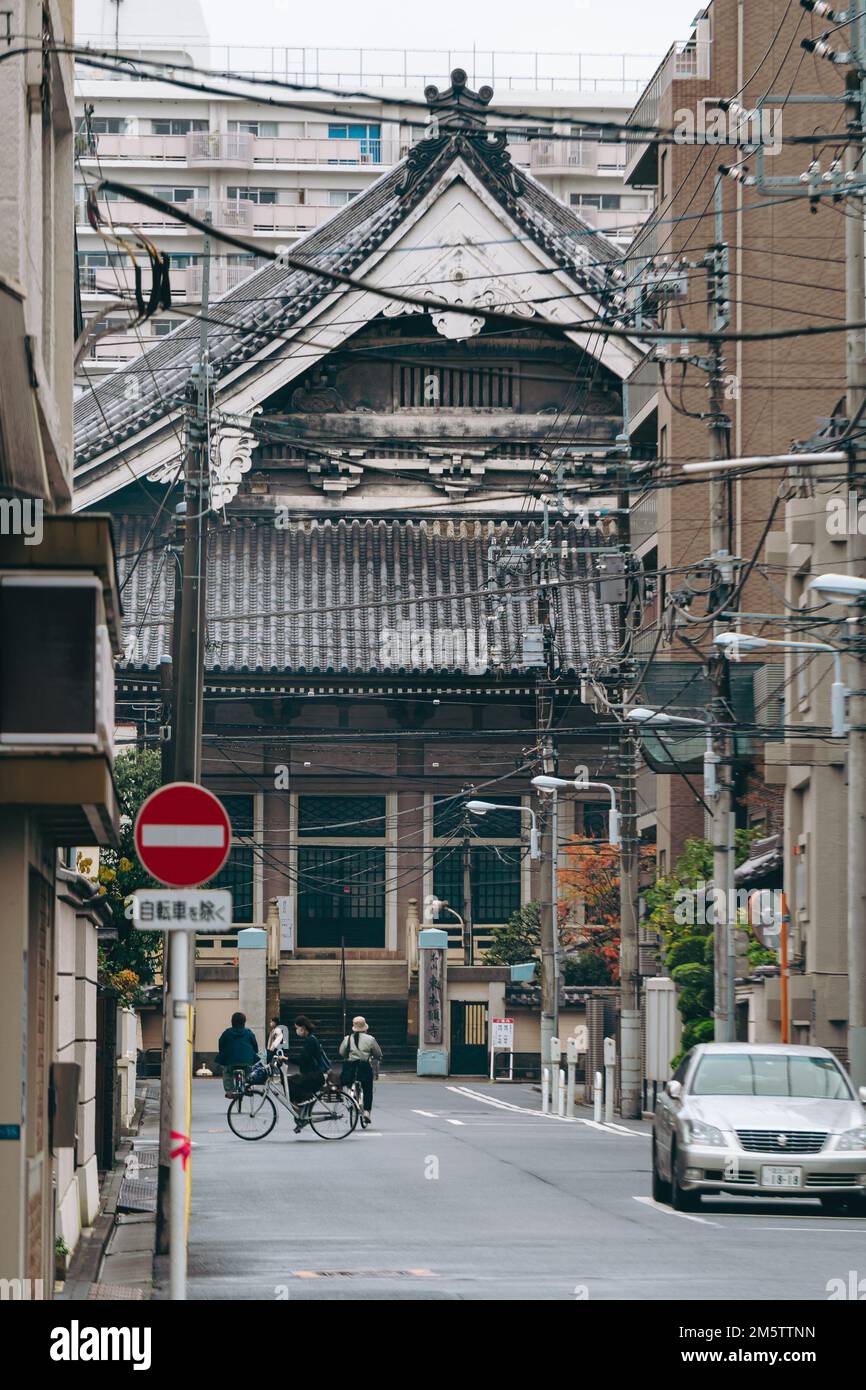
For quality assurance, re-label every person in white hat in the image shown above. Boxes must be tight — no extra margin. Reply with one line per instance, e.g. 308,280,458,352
339,1016,383,1124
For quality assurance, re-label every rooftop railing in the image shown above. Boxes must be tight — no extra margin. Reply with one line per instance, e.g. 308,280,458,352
74,42,664,95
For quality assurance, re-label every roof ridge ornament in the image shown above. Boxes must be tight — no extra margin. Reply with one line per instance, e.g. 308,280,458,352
424,68,494,132
397,68,523,198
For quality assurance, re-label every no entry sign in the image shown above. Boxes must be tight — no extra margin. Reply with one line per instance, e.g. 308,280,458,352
134,783,232,888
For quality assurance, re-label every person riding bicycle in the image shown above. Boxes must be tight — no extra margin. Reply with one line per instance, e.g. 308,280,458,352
339,1016,382,1124
216,1011,259,1097
288,1015,331,1131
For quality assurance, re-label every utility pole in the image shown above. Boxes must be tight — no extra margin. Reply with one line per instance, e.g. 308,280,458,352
155,218,213,1278
844,55,866,1087
535,489,559,1078
460,809,474,966
616,456,641,1117
705,187,736,1043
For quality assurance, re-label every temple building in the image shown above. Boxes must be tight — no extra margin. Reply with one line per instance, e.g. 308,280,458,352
74,72,645,1067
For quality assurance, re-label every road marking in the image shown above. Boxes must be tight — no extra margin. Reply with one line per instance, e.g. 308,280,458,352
448,1085,647,1136
633,1195,721,1227
445,1118,465,1126
412,1109,439,1118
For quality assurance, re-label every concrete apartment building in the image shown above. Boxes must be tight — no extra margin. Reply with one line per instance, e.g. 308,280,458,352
621,3,850,1053
0,0,123,1292
73,0,658,382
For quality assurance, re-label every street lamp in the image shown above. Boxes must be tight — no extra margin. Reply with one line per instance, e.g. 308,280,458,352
713,630,848,737
807,573,866,602
627,704,735,1041
625,706,720,798
465,800,540,859
530,775,620,846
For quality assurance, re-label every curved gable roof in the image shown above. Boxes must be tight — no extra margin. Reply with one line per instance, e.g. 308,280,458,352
74,126,623,467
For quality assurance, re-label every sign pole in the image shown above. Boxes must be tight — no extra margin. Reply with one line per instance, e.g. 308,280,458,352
170,929,190,1301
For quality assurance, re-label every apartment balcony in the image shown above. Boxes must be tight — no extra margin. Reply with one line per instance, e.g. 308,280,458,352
76,130,400,169
76,197,194,233
252,136,399,166
624,23,711,186
76,132,188,163
187,131,255,167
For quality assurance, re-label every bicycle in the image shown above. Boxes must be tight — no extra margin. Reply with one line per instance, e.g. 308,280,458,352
341,1057,378,1130
227,1054,360,1141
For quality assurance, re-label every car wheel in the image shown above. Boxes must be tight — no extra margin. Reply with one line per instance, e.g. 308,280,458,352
652,1136,671,1204
671,1141,701,1211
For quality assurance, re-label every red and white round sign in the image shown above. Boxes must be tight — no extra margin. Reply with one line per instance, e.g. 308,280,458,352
134,783,232,889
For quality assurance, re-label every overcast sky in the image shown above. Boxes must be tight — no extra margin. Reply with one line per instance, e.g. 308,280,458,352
198,0,700,62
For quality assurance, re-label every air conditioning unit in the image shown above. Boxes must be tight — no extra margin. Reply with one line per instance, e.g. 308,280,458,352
0,573,115,758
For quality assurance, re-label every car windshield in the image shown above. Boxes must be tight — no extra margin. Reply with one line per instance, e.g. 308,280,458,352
690,1054,851,1099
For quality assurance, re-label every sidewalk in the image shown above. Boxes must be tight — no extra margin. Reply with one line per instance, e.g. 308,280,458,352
59,1081,159,1301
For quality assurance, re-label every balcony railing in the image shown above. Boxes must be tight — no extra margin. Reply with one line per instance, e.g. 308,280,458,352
252,136,397,165
76,133,188,161
187,131,255,165
76,131,400,167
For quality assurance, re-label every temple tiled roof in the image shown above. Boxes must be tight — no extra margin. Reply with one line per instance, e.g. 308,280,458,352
117,516,618,675
74,111,620,467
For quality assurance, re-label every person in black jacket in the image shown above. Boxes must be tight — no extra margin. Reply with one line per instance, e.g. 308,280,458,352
288,1015,328,1130
216,1012,260,1096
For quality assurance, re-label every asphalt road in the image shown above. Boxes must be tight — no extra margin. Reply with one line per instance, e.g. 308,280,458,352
186,1077,865,1301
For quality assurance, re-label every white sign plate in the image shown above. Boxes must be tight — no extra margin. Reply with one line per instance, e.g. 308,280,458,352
491,1017,514,1050
276,895,294,952
131,889,233,932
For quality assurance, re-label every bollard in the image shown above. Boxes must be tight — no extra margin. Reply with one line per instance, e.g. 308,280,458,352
558,1067,566,1117
566,1038,577,1118
542,1066,550,1114
593,1069,603,1123
603,1035,616,1124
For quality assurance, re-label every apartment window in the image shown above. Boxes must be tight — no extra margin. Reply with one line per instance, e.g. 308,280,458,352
151,186,208,203
328,122,382,161
226,186,279,204
151,320,179,336
151,118,209,135
76,116,128,135
296,794,387,947
570,194,622,211
327,189,355,206
228,120,279,137
78,250,127,267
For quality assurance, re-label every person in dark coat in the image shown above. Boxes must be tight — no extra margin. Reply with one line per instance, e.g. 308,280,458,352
288,1015,328,1130
216,1011,260,1096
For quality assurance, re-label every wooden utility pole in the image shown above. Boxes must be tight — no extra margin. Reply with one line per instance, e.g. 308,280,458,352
155,220,212,1258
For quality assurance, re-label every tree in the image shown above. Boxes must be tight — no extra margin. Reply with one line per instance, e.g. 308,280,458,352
79,749,164,1004
644,832,759,1061
483,901,542,967
558,838,655,985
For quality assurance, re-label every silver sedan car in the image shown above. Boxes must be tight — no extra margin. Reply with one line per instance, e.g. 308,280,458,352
652,1043,866,1212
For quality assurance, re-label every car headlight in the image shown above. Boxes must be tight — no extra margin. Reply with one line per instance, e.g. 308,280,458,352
685,1119,726,1147
836,1125,866,1151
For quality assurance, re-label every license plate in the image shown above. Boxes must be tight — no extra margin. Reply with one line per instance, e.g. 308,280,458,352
761,1165,802,1188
